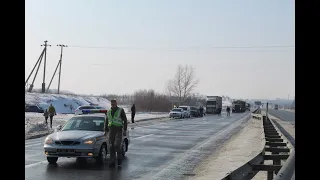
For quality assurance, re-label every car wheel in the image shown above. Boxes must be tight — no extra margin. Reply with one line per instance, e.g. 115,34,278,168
95,144,107,164
47,157,58,164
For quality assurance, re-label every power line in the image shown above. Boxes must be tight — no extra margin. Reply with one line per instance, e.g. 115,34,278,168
67,45,295,51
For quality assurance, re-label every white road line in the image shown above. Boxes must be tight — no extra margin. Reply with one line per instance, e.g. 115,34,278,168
25,161,47,168
25,143,42,148
132,134,154,140
25,138,45,145
25,140,43,145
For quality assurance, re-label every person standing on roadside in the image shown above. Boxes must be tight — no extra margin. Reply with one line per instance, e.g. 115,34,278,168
199,106,204,117
43,109,49,124
104,100,128,167
131,104,136,123
226,106,231,116
48,104,56,128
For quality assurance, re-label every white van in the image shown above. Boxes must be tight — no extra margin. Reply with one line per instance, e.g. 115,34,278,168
178,106,191,118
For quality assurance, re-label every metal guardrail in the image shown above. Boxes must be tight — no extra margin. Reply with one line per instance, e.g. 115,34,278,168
273,150,295,180
270,115,295,180
221,108,294,180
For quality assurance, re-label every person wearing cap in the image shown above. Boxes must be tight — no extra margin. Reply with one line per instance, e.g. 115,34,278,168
104,100,128,167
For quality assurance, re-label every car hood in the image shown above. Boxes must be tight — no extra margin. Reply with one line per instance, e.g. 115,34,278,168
49,130,104,141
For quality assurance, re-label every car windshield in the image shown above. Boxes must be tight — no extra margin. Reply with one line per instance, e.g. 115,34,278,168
206,101,216,105
180,107,187,110
172,108,182,112
61,116,105,131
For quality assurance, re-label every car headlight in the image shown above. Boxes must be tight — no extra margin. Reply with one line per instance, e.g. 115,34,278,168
44,136,53,144
83,138,96,145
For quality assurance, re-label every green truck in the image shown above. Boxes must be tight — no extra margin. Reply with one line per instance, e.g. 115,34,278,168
232,100,246,113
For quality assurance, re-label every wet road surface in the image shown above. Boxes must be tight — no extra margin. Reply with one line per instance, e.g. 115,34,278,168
26,112,250,180
268,109,295,124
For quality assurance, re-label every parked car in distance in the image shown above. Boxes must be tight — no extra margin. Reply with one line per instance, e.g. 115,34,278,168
169,108,187,118
178,106,191,118
190,110,200,117
25,105,44,113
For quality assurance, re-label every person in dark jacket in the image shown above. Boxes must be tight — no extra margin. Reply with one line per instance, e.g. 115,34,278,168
131,104,136,123
199,106,204,117
43,109,49,124
226,106,231,116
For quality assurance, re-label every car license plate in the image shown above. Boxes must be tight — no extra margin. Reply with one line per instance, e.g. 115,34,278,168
57,149,75,153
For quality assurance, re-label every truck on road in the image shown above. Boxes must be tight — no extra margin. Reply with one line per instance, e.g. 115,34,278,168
232,100,246,113
254,101,262,108
205,96,222,114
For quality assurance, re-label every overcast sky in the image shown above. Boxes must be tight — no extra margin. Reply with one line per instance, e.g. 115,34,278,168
25,0,295,100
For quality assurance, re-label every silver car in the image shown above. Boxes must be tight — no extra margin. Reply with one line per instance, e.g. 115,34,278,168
169,108,187,118
43,113,130,164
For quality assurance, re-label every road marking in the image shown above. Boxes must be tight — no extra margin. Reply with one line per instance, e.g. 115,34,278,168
25,160,47,168
25,143,42,148
25,140,43,145
141,113,251,179
132,134,154,140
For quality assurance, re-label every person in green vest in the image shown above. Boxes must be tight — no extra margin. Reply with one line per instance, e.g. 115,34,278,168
104,100,128,167
48,104,56,128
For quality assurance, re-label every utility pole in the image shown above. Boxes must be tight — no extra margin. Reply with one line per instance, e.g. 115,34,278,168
41,40,51,93
57,44,67,94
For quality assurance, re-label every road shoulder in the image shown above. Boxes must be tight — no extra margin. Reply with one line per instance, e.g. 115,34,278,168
268,114,295,140
189,117,264,180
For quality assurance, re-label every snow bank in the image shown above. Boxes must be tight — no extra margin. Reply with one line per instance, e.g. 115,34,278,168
25,92,111,114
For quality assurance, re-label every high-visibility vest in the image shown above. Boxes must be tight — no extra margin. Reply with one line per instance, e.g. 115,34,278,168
107,108,123,127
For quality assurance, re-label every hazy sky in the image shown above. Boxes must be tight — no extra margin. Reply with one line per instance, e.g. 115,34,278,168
25,0,295,100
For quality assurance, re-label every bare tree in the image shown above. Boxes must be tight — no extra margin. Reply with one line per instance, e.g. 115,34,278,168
166,65,199,104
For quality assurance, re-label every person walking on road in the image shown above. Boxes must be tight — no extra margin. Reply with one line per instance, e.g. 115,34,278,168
226,106,231,116
43,109,49,124
48,104,56,129
104,100,128,167
131,104,136,123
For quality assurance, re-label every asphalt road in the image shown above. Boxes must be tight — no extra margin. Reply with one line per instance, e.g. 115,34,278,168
268,109,295,124
25,112,250,180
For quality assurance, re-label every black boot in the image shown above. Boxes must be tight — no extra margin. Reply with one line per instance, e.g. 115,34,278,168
117,158,122,166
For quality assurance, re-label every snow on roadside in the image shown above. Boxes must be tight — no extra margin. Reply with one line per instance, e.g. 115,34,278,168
25,92,111,114
189,117,265,180
284,109,295,113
